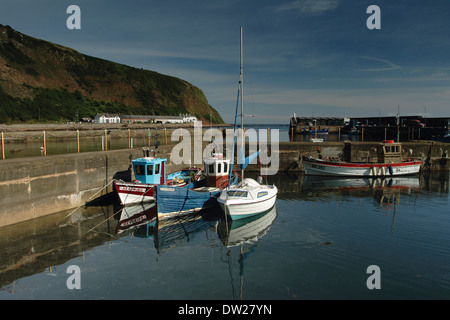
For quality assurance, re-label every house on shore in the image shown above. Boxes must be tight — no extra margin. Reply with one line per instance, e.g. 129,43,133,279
120,114,197,124
93,114,121,124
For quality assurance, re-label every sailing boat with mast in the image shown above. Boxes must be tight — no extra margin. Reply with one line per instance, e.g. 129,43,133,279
217,26,278,220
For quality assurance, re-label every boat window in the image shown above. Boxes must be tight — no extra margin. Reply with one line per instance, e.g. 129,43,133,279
208,163,215,174
155,163,160,175
135,165,145,176
147,164,153,175
217,163,222,174
227,190,248,197
257,191,268,198
224,162,228,173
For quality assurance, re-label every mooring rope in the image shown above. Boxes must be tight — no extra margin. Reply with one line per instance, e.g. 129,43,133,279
81,186,151,236
64,179,115,219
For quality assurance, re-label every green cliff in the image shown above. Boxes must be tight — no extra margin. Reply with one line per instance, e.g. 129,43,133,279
0,24,224,124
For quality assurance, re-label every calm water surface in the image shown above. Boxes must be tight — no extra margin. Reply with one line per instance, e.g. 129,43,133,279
0,172,449,300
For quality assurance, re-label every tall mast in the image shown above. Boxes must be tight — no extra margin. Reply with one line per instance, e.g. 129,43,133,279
240,26,244,179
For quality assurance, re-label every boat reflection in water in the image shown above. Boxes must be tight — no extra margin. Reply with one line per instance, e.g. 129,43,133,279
137,214,218,254
301,175,420,210
217,205,277,247
116,204,220,254
115,198,278,250
216,205,277,300
115,202,158,235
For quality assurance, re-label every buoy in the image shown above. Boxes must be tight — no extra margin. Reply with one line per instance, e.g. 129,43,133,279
388,165,394,175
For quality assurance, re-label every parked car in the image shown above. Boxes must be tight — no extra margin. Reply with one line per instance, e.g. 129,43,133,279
407,119,425,128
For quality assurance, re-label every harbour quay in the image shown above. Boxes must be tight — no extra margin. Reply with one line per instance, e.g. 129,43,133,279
0,139,449,227
289,115,450,141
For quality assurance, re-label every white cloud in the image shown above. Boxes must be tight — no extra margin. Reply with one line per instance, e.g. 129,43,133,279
358,57,402,72
275,0,340,15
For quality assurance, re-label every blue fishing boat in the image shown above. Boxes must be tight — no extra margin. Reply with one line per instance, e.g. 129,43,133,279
156,153,235,220
301,127,329,135
114,150,202,205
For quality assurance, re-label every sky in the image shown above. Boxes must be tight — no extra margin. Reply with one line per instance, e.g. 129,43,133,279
1,0,450,124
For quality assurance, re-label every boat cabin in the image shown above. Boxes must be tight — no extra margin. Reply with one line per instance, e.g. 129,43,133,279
377,140,402,164
132,157,167,184
204,153,230,188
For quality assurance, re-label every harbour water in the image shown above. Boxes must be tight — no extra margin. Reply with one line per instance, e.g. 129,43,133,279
0,171,449,300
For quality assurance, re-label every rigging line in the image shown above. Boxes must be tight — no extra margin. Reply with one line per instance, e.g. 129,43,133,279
82,188,153,235
64,179,115,219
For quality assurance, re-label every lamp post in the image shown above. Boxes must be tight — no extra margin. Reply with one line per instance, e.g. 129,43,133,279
422,106,427,126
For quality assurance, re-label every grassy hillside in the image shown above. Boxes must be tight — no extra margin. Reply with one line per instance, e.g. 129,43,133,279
0,24,224,124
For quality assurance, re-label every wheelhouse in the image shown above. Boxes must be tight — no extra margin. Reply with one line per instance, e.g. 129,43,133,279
377,140,402,164
132,157,167,184
204,153,230,188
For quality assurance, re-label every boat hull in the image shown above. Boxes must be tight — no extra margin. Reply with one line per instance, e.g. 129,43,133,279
218,181,278,221
219,196,277,220
304,129,329,135
114,176,190,205
156,181,219,220
302,156,421,177
114,181,156,205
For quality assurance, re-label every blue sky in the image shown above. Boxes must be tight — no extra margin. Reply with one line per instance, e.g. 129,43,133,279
1,0,450,123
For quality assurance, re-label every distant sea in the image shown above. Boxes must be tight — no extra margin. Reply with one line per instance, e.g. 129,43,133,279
232,123,290,142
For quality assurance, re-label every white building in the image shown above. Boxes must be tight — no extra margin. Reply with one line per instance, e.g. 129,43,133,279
182,114,198,123
93,114,121,124
92,113,197,124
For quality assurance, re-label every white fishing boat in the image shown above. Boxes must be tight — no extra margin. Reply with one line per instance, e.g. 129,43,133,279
217,26,278,220
302,140,421,177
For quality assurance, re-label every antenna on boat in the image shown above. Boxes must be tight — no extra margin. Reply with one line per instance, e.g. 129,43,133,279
240,25,245,180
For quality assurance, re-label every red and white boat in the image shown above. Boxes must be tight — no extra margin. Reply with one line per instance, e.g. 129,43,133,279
114,155,202,205
302,140,421,177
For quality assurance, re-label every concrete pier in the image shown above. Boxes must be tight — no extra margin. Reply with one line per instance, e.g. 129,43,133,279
0,140,449,227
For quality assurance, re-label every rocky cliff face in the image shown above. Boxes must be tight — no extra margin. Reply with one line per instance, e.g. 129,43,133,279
0,24,224,123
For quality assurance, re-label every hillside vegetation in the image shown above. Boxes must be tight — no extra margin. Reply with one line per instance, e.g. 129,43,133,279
0,24,224,124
